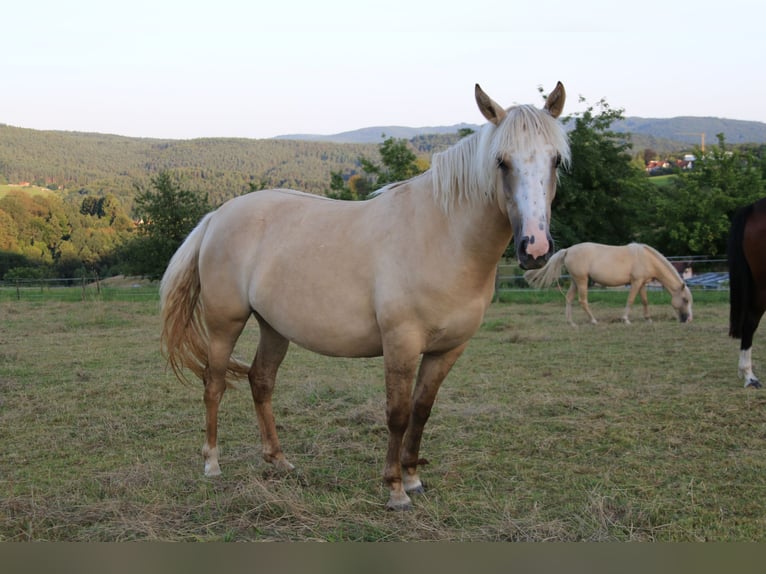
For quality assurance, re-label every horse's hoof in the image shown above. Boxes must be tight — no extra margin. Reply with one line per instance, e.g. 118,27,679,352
406,484,426,495
386,501,413,512
273,459,295,472
385,492,413,511
204,464,222,477
745,379,762,389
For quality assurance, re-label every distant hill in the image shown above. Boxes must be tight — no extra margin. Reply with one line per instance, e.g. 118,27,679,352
611,117,766,146
0,124,380,206
274,123,478,144
2,115,766,209
276,116,766,149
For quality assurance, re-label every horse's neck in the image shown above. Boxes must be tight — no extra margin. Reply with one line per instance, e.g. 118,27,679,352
444,190,511,266
644,246,683,292
411,173,512,268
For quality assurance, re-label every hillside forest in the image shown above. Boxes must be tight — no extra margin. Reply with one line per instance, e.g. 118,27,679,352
1,98,766,281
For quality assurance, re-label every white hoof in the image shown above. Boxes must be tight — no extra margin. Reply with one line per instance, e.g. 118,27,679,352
386,490,413,511
202,445,221,476
204,461,221,477
273,458,295,472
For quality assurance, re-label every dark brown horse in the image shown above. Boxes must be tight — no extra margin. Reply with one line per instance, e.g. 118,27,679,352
728,197,766,388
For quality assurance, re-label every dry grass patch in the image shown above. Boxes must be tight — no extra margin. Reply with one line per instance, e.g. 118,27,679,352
1,294,765,540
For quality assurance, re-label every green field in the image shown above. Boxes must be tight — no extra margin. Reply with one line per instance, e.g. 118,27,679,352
0,184,56,199
648,174,678,188
1,289,764,541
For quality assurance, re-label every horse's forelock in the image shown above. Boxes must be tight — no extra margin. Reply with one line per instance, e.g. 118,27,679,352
431,105,569,213
490,105,571,166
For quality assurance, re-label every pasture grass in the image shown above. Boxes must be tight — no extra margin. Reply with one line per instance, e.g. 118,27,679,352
0,184,55,199
0,290,764,541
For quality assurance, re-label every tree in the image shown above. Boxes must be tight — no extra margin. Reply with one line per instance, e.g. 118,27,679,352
551,97,655,248
123,171,211,279
327,136,424,200
646,134,765,256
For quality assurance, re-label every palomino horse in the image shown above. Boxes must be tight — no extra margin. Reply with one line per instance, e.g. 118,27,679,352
160,83,569,510
728,197,766,388
524,242,693,326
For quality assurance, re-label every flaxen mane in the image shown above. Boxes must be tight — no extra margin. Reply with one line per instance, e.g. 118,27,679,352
431,105,570,212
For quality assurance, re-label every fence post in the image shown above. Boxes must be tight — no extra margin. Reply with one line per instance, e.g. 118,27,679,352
81,276,86,301
16,280,20,301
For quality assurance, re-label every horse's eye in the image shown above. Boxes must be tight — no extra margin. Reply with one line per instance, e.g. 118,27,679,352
496,157,509,171
554,154,562,168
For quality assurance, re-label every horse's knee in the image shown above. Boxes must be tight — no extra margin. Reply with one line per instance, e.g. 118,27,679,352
248,375,274,403
386,407,410,433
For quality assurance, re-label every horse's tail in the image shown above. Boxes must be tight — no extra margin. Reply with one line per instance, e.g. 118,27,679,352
728,203,755,340
160,213,250,385
524,248,568,288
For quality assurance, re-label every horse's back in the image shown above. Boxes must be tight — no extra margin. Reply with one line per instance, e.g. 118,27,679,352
565,242,637,285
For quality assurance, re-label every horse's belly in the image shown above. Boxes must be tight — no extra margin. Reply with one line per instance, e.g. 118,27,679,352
269,312,383,358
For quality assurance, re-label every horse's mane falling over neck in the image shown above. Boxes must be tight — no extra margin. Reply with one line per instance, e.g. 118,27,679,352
429,104,571,214
639,243,685,290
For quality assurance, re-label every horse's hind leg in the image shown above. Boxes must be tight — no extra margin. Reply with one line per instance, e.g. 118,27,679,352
739,311,763,388
565,283,578,326
401,344,467,496
249,318,294,470
621,282,643,324
738,347,760,388
202,317,249,476
574,279,598,324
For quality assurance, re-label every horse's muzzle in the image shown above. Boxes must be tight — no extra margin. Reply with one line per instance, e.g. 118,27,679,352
518,253,548,270
517,237,553,270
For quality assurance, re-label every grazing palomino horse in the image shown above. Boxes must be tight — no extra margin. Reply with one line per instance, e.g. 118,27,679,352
728,197,766,388
160,83,569,510
524,242,693,326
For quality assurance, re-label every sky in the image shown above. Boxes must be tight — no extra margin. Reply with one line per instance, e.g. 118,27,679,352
4,0,765,140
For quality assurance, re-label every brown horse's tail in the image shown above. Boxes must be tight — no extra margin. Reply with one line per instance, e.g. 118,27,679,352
728,204,755,340
523,248,568,288
159,213,250,385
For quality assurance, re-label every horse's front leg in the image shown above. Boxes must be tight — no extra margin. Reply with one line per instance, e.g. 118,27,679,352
638,284,652,322
382,338,421,510
621,282,643,324
401,344,467,495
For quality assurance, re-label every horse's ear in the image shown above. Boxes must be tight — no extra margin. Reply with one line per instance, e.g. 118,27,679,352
475,84,507,126
544,81,566,118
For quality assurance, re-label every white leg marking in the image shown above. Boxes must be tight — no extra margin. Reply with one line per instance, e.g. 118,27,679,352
739,348,760,388
403,470,424,494
202,444,221,477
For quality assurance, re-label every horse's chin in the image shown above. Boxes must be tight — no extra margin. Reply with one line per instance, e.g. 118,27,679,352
517,253,549,271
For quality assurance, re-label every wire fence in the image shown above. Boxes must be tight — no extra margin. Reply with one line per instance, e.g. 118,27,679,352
0,257,729,303
0,277,159,303
494,257,729,299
